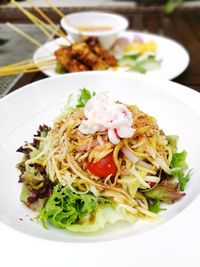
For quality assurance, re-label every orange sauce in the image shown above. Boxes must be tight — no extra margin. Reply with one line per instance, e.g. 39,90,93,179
77,25,113,32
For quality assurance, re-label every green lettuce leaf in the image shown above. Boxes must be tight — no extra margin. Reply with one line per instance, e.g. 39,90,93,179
174,169,192,192
170,150,187,169
170,150,191,191
36,184,113,230
148,199,165,214
76,88,95,108
67,206,136,233
166,135,178,152
36,184,137,232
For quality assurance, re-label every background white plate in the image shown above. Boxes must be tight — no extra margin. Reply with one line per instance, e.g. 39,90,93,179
0,72,199,245
33,31,190,80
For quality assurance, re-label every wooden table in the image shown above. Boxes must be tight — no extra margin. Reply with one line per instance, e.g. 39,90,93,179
1,5,200,93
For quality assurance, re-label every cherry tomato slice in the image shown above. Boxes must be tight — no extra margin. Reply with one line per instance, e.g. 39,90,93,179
148,182,156,187
87,152,118,178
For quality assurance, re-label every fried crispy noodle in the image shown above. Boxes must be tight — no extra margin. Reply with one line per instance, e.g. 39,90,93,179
28,102,172,222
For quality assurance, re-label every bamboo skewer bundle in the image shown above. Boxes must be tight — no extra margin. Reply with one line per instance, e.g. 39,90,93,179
1,0,73,76
11,0,72,42
43,0,81,33
44,0,65,18
6,22,43,48
6,22,53,56
2,0,93,76
11,0,53,39
0,58,56,76
27,0,67,40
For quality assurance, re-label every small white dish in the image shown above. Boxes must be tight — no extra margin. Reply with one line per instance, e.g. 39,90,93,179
60,11,129,49
33,31,190,80
0,71,199,243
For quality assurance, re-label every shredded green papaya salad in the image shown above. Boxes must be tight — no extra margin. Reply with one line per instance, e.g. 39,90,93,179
16,89,191,233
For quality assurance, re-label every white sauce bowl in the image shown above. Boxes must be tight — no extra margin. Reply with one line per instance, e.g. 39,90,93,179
60,11,129,49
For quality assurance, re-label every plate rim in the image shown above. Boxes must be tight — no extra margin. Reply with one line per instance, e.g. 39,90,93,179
0,71,199,243
1,71,199,105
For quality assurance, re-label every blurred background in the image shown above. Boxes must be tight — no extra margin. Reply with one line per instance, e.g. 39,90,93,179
0,0,199,8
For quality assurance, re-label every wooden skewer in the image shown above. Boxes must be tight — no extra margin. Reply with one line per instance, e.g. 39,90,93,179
44,0,86,38
43,0,82,35
44,0,65,18
0,59,55,70
3,1,78,77
42,0,78,36
11,0,73,46
6,22,42,48
2,59,34,67
12,0,69,42
0,65,55,74
0,68,50,76
2,56,55,68
0,69,38,76
6,22,53,56
27,0,67,39
11,0,53,39
25,13,53,39
0,58,56,76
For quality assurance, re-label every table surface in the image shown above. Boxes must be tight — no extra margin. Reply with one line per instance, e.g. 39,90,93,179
0,5,200,94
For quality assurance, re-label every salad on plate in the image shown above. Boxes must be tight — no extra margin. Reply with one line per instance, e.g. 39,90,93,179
16,89,191,233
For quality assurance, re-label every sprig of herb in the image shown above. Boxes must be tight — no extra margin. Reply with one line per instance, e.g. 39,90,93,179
76,88,95,108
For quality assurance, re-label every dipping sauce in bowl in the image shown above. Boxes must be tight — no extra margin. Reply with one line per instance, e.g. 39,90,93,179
76,25,114,32
61,11,129,49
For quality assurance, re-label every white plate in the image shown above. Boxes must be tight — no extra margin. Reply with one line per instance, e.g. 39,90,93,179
33,31,190,80
0,71,199,244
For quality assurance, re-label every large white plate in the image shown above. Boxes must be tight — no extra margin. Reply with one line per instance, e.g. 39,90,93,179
0,72,200,245
33,31,190,80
